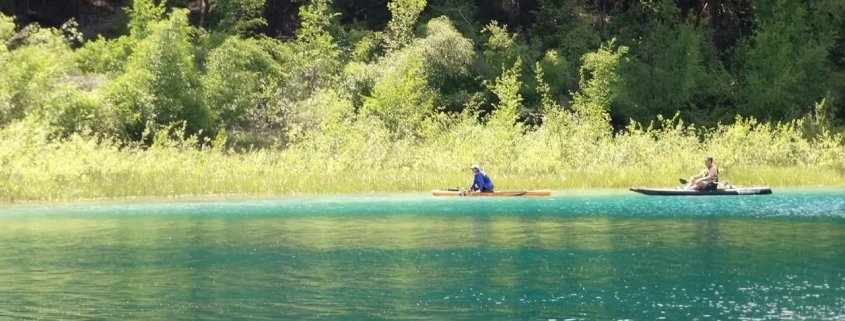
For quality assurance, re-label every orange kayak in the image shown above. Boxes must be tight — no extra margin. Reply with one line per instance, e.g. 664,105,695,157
431,189,551,197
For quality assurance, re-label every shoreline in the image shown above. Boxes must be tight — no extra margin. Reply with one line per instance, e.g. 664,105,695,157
2,185,844,206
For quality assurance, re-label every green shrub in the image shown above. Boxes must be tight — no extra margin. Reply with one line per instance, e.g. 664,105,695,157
385,0,427,51
571,40,627,137
0,13,13,47
100,9,214,141
0,20,105,137
362,53,434,139
208,0,267,34
414,17,474,88
736,0,835,121
202,36,284,131
615,0,728,124
74,35,135,75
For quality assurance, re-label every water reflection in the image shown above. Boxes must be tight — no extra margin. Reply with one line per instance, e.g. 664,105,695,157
0,213,843,320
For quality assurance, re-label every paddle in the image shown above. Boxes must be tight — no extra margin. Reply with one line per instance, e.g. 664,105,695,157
679,178,688,185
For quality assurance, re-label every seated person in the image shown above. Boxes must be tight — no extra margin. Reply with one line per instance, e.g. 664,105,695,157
685,157,719,190
469,163,494,192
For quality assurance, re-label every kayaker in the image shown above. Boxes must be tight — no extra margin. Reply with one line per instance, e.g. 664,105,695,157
469,163,495,192
684,157,719,190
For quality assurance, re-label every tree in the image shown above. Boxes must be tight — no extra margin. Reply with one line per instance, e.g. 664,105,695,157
737,0,836,121
530,0,600,60
479,21,529,79
614,0,730,125
208,0,267,35
412,16,475,111
0,13,13,50
101,9,214,141
572,39,628,131
127,0,166,39
488,58,522,130
362,53,434,139
282,0,341,99
203,37,285,131
0,14,104,136
385,0,426,51
426,0,481,40
74,0,165,75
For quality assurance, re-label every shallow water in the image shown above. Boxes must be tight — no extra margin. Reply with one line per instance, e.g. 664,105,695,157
1,189,844,320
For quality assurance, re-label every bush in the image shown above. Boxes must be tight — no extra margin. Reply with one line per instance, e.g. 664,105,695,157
414,17,474,88
0,20,106,137
208,0,267,34
202,36,285,131
572,39,627,135
614,0,730,125
736,0,835,121
385,0,427,51
362,52,434,139
100,9,214,141
74,35,135,75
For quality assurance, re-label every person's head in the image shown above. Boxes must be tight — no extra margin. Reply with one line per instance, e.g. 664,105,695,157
470,163,480,173
704,157,713,167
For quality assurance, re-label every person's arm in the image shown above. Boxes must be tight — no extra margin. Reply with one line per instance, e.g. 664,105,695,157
471,173,483,191
700,168,717,182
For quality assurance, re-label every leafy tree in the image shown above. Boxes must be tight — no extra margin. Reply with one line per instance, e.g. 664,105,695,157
208,0,267,35
0,23,70,124
534,60,557,113
411,17,476,111
572,39,628,130
385,0,426,51
488,58,522,130
426,0,482,40
74,0,166,75
414,17,473,86
535,49,575,106
74,35,136,75
479,21,529,79
298,0,338,42
203,37,285,131
248,0,343,147
736,0,836,121
0,13,12,50
529,0,600,71
127,0,166,39
0,16,104,136
282,0,341,100
476,21,540,118
348,16,473,122
362,53,434,139
101,9,213,141
614,0,730,125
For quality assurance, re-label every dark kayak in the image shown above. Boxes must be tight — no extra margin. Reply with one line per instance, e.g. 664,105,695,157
630,187,772,196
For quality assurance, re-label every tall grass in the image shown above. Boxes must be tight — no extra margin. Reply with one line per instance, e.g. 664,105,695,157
1,112,843,202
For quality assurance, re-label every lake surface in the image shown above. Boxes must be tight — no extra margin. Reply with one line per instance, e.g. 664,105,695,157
1,189,844,320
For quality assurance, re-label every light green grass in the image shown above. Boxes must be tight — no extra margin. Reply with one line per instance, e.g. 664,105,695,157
1,115,843,202
0,146,841,202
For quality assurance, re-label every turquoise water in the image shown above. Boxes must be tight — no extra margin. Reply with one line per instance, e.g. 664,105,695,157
0,189,844,320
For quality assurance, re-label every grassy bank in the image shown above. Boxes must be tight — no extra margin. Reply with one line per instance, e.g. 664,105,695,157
1,114,843,202
3,5,844,203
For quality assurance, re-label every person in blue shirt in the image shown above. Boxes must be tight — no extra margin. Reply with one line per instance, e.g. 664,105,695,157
470,163,495,192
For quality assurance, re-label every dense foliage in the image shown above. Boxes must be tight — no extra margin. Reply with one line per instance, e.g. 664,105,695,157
0,0,843,200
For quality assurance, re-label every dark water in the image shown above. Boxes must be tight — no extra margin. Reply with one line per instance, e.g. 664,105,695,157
1,189,844,320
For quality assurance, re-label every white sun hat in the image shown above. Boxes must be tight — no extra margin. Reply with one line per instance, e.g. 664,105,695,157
470,163,480,169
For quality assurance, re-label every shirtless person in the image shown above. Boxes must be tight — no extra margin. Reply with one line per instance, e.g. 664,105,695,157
685,157,719,190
